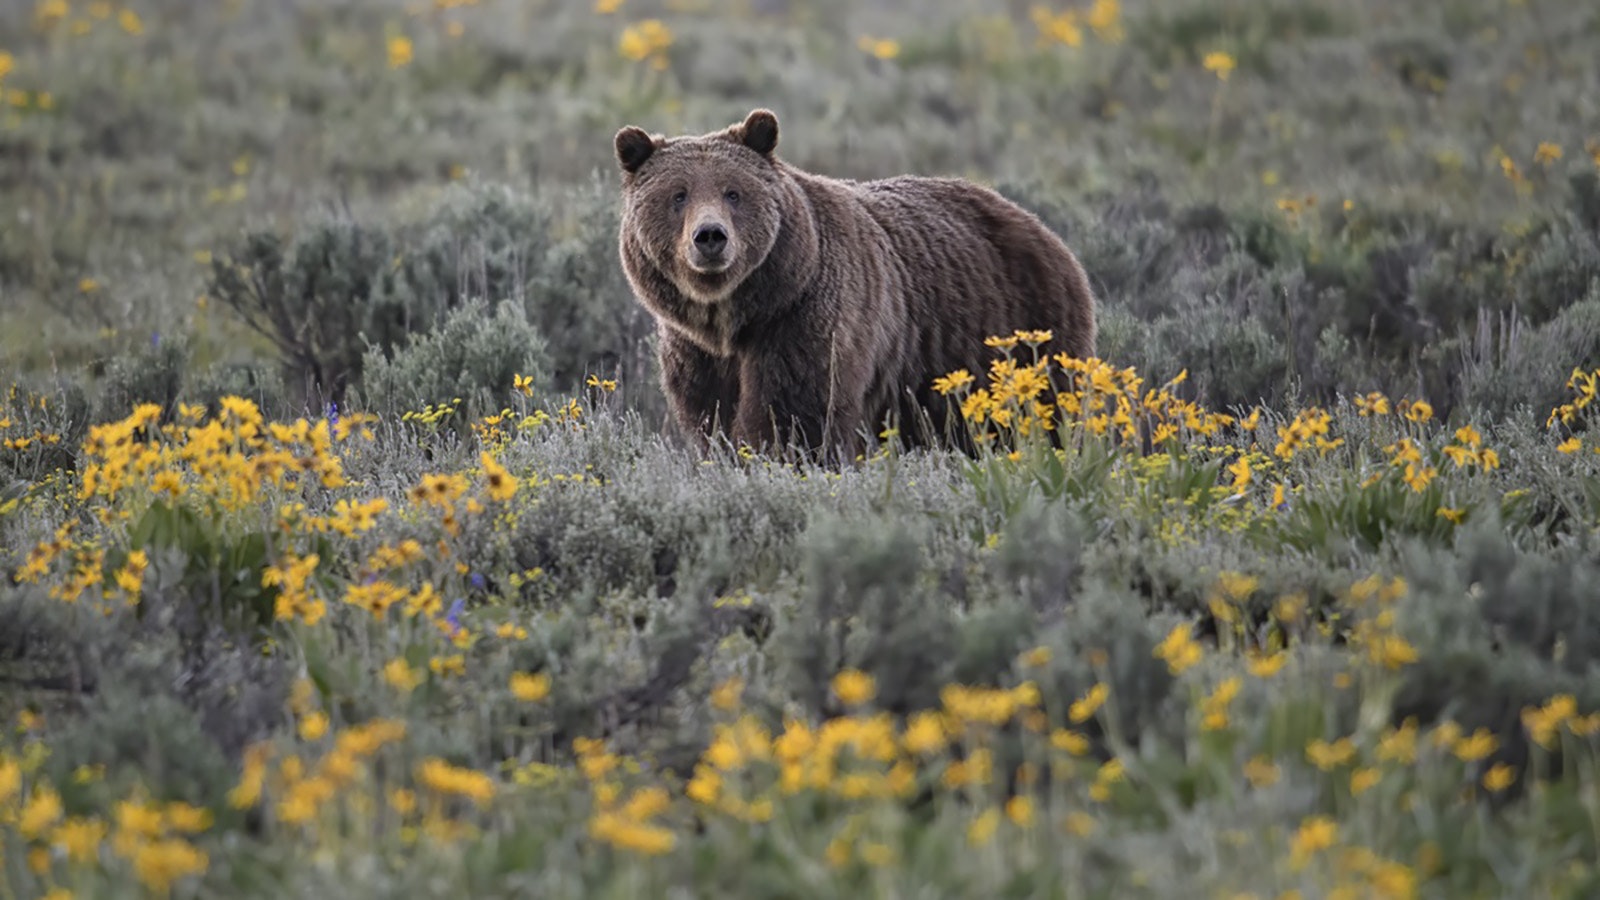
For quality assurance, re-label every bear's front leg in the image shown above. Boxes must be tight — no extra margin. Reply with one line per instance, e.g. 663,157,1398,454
657,328,740,449
731,346,862,462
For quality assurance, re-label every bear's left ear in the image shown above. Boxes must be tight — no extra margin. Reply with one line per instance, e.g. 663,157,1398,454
737,109,780,158
615,126,658,175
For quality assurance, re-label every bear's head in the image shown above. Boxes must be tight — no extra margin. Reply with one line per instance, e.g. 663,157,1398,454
614,109,785,304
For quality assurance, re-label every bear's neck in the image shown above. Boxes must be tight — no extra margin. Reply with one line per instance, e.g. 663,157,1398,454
720,170,822,326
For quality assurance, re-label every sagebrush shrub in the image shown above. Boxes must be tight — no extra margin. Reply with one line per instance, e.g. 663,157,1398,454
186,359,289,421
359,298,551,423
394,181,553,313
206,181,660,422
526,178,657,411
0,377,88,488
1508,216,1600,325
207,221,420,410
90,332,190,425
1458,290,1600,422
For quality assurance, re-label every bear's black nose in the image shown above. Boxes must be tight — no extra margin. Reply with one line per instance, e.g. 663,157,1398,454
693,224,728,257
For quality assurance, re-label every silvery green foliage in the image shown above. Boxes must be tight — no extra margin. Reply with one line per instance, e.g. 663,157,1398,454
207,221,414,410
91,331,190,425
1458,290,1600,423
994,177,1600,422
187,360,288,420
524,178,657,416
360,297,551,424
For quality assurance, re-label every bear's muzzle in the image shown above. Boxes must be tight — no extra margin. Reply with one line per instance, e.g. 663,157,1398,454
687,216,733,273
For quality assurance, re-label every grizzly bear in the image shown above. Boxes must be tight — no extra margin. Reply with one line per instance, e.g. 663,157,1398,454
613,108,1096,461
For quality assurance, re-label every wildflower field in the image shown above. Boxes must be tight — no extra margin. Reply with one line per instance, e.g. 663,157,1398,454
4,0,1600,897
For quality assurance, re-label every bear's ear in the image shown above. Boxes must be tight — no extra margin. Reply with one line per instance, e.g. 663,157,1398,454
615,126,658,175
737,109,780,158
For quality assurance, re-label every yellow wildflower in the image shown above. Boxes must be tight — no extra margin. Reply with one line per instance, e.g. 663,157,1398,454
618,19,673,68
1020,645,1053,667
298,711,329,742
227,744,270,810
1087,0,1123,41
1401,399,1433,423
831,668,876,707
1069,682,1109,723
1306,737,1356,771
1226,455,1251,491
480,452,518,502
1350,767,1381,796
163,802,213,834
1153,622,1203,674
1452,728,1498,762
1063,810,1097,836
1377,720,1418,765
1430,720,1462,750
857,36,901,60
52,816,107,864
20,785,63,838
710,675,743,712
1355,392,1391,416
1482,763,1516,792
1031,6,1084,47
1050,728,1090,756
384,657,425,693
902,711,948,756
1203,51,1236,80
1289,816,1338,869
1200,676,1241,731
860,841,896,867
1088,758,1124,802
388,35,414,68
1522,695,1575,749
932,369,975,395
589,789,675,854
510,672,551,702
1370,634,1419,670
416,758,495,806
1247,651,1287,678
388,787,418,817
967,807,1001,845
133,839,208,895
1243,755,1280,788
1005,795,1035,827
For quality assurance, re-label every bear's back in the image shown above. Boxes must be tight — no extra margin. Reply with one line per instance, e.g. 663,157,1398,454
841,174,1094,382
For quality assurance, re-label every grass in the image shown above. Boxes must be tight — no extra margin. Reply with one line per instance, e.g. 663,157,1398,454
4,0,1600,897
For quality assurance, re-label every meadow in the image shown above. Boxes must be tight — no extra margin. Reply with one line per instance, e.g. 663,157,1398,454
3,0,1600,897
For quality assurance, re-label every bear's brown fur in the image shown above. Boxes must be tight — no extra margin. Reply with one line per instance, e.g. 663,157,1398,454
613,108,1096,460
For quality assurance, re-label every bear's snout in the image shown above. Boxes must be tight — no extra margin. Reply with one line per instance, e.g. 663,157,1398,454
687,219,733,273
692,222,729,258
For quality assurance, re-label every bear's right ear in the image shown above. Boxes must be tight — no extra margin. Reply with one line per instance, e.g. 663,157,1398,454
615,126,658,175
737,109,780,158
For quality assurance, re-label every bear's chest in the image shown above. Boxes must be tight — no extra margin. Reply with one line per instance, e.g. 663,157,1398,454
658,297,739,359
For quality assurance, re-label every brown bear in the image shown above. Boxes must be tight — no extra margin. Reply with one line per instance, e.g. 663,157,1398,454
613,108,1096,461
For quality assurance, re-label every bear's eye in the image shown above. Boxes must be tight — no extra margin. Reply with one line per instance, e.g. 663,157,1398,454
671,190,688,207
724,190,740,205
